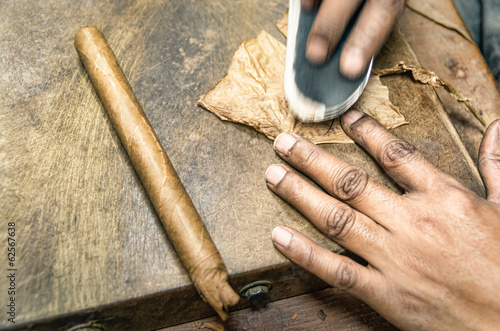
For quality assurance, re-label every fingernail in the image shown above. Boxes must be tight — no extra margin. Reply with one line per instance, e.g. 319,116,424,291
306,36,329,64
342,109,363,126
272,226,292,248
274,133,297,155
340,47,364,78
266,164,287,186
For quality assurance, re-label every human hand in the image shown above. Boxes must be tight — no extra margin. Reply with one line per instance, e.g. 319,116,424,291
303,0,406,78
266,110,500,330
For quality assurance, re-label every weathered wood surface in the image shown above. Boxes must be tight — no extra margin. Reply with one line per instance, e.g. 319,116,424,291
169,2,500,330
400,0,500,163
167,2,500,330
0,0,485,330
167,286,397,331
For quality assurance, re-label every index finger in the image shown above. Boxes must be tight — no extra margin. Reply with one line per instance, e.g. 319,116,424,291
273,132,403,227
341,110,454,193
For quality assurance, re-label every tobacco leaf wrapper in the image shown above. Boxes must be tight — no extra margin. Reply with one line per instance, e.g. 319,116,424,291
198,29,407,144
74,27,239,319
373,62,486,127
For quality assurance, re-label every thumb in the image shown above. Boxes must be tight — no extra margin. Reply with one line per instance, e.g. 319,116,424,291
478,119,500,203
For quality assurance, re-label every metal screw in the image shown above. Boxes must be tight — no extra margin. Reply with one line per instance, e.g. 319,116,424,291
239,280,272,308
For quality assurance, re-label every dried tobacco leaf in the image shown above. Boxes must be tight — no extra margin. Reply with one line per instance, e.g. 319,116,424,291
276,8,288,37
198,30,407,144
199,30,291,141
373,62,486,126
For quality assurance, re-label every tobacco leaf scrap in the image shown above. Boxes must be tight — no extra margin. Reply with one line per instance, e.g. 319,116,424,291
198,30,407,144
275,8,288,36
373,62,486,126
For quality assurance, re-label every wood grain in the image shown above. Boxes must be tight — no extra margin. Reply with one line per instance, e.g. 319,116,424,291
0,0,486,330
169,2,500,330
400,0,500,163
166,287,397,331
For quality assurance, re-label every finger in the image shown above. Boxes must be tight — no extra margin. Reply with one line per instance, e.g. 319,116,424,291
341,110,448,193
301,0,321,11
478,119,500,203
266,164,387,259
339,0,405,78
273,132,402,227
306,0,364,65
272,225,383,302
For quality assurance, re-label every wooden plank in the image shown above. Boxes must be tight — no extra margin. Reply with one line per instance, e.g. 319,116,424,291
166,287,397,331
0,1,485,330
172,2,500,330
400,0,500,162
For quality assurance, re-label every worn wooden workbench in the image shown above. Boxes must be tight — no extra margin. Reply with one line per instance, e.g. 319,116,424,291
168,1,500,330
1,0,497,330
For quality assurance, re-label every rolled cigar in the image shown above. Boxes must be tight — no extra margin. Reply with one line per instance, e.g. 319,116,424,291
74,27,239,319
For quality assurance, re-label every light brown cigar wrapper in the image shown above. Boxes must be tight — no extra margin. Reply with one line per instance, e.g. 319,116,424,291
74,26,239,320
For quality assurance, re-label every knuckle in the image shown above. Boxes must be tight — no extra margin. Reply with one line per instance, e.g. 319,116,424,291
320,203,356,239
346,31,372,55
355,0,404,44
333,259,358,290
333,167,369,201
362,18,386,40
304,245,319,270
411,211,454,248
381,139,417,168
313,19,342,43
281,176,308,203
300,146,322,170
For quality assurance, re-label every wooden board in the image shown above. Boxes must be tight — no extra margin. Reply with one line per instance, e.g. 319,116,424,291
0,1,484,330
167,286,397,331
169,1,500,329
400,1,500,163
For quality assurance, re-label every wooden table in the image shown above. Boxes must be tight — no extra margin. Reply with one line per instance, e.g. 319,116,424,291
1,0,498,330
168,2,500,330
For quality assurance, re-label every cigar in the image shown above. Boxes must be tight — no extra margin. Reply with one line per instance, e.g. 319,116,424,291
74,27,239,319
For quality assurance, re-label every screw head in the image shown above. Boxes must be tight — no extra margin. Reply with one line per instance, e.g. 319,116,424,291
246,284,268,297
239,281,272,308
